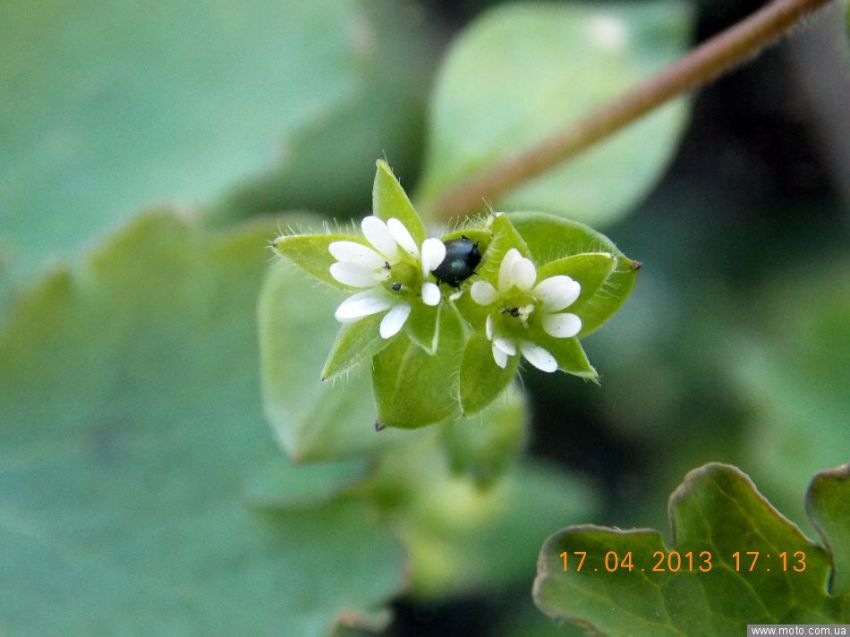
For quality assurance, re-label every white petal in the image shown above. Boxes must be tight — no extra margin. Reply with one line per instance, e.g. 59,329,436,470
511,256,537,292
421,281,441,306
493,336,517,356
421,238,447,275
498,248,522,291
470,281,498,306
361,215,398,260
334,289,393,322
542,312,582,338
492,343,509,369
328,241,385,269
379,302,411,338
485,314,494,341
330,261,384,288
519,340,558,373
387,218,419,257
534,275,581,312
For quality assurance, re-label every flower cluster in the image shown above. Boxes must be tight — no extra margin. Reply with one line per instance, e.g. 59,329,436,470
471,249,581,372
272,161,636,427
329,215,446,339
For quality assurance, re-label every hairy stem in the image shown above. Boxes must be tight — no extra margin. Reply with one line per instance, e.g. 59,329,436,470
427,0,835,222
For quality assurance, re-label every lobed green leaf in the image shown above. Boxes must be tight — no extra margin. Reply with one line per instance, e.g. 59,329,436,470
807,465,850,596
534,463,850,636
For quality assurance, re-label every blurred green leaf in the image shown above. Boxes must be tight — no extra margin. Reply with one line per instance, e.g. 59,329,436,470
511,212,639,337
0,0,431,315
737,264,850,523
534,464,849,636
807,464,850,597
417,1,691,224
442,383,527,487
260,259,417,461
368,432,598,598
0,211,406,635
372,306,465,429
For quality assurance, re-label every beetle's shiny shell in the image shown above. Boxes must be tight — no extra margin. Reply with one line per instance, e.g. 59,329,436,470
431,237,482,287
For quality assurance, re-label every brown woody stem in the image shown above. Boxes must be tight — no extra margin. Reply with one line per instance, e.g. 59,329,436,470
427,0,834,222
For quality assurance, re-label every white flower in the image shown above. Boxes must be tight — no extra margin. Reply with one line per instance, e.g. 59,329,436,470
328,216,446,339
471,248,582,373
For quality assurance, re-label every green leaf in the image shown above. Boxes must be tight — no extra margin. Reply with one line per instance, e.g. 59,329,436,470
512,212,639,337
442,384,527,487
373,160,426,244
243,457,367,510
534,463,850,636
737,265,850,524
213,0,435,224
458,333,520,415
0,0,428,314
417,1,691,224
321,314,390,381
260,261,419,461
0,211,406,635
367,432,599,598
807,465,850,596
273,231,368,291
372,307,466,429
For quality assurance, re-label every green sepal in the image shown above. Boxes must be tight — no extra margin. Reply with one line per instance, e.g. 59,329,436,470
373,159,426,244
537,333,597,380
512,212,639,336
273,232,369,290
478,214,531,281
442,383,527,488
454,214,530,329
321,314,390,381
807,464,850,596
459,333,519,415
537,252,615,305
404,302,441,354
372,306,465,429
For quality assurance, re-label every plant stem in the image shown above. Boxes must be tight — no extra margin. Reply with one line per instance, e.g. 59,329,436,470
428,0,835,222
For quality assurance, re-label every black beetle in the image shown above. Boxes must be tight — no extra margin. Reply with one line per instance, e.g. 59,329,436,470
431,236,482,287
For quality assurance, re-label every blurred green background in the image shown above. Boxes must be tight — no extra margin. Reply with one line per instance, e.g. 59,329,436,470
1,0,848,635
